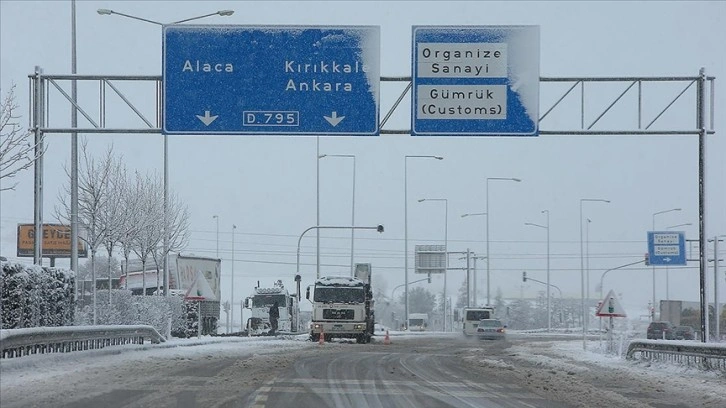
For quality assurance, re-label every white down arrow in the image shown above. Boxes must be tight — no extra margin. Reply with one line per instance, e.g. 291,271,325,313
324,111,345,127
196,111,219,126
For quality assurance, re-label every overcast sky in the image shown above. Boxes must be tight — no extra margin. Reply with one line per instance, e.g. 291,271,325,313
1,1,724,317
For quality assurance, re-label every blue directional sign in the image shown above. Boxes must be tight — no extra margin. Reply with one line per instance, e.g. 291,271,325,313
163,25,380,135
411,26,539,136
647,231,687,266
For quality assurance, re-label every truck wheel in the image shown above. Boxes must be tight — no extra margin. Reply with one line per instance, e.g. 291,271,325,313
311,333,319,342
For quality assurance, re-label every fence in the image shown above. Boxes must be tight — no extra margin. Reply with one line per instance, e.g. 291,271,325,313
0,325,165,358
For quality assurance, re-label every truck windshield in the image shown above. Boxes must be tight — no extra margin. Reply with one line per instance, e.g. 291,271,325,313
314,287,365,303
252,294,287,307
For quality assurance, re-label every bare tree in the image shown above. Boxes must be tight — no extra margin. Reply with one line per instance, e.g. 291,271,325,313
0,84,44,190
55,140,115,323
118,171,145,289
131,172,164,295
151,190,190,294
97,155,128,300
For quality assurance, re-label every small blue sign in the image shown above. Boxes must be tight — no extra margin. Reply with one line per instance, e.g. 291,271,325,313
163,25,380,135
411,26,539,136
647,231,686,266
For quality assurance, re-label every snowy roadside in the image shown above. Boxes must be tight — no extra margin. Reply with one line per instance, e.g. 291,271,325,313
501,335,726,407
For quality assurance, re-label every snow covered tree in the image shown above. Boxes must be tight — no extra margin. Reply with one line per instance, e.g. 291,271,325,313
150,189,190,293
0,84,44,191
97,156,129,297
55,140,117,323
399,286,436,314
131,171,164,295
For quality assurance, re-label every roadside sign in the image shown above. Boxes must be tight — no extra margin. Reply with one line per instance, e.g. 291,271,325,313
596,290,627,317
184,271,217,301
647,231,686,266
16,223,87,258
415,245,446,274
163,25,380,135
411,26,539,136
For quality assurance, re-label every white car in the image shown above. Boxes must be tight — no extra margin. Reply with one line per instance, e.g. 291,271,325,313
477,319,506,340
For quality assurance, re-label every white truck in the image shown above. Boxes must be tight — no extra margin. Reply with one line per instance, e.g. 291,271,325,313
407,313,429,331
243,279,300,335
307,263,374,344
461,306,496,336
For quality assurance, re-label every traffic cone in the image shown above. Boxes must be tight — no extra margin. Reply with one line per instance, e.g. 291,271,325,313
318,329,325,345
383,330,391,345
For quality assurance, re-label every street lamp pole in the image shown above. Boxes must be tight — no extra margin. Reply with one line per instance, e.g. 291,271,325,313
666,223,691,302
97,8,234,297
524,209,550,331
418,198,448,331
461,212,487,309
486,177,522,306
586,217,592,333
651,208,681,321
70,0,79,276
404,155,443,330
580,198,610,350
231,224,236,333
213,215,219,258
319,154,356,276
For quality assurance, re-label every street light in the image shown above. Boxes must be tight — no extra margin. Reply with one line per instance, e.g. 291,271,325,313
580,198,610,350
666,222,691,302
651,208,681,321
586,217,592,328
96,9,234,24
486,177,522,306
213,215,219,258
97,8,234,297
296,225,384,278
522,272,562,326
319,154,356,276
404,155,443,331
461,212,487,307
231,224,236,333
418,198,448,331
599,259,647,301
524,209,550,331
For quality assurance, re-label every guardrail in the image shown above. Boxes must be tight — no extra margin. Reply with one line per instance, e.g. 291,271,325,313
0,325,166,359
626,340,726,371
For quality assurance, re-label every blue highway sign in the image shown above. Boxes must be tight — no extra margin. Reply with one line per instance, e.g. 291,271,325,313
411,26,539,136
163,25,380,135
647,231,686,266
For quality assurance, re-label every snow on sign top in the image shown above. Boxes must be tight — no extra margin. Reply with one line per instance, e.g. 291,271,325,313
596,289,627,317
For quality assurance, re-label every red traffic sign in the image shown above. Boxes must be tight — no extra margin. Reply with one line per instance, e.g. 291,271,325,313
596,289,627,317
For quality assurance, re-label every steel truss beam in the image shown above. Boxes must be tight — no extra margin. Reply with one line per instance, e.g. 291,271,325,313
29,73,715,136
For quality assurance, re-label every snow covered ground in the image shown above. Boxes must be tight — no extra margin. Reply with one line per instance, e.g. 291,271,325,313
1,330,724,405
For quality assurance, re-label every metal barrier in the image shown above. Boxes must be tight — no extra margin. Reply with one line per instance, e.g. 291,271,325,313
0,325,165,359
626,340,726,371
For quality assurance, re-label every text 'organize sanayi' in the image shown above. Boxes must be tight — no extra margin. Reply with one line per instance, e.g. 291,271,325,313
417,43,507,78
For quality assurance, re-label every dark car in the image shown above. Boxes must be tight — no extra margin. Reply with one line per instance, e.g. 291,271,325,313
646,321,676,340
674,325,695,340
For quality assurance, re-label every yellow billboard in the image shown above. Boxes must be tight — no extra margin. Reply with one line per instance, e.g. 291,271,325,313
16,224,88,258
